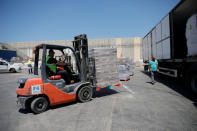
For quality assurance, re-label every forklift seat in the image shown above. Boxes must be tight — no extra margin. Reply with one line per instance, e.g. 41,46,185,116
46,66,65,88
46,65,60,75
46,65,62,80
48,75,61,80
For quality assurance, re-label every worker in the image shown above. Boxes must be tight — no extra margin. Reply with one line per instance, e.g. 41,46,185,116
148,56,159,84
46,49,71,84
27,59,33,74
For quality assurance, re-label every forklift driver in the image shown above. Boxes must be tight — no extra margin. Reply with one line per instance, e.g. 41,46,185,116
46,49,71,84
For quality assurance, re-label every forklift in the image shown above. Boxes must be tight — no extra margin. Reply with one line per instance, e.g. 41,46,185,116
16,34,103,114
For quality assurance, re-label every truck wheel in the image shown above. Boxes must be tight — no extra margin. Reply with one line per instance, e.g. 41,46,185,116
31,97,48,114
190,74,197,93
77,86,92,103
10,68,16,73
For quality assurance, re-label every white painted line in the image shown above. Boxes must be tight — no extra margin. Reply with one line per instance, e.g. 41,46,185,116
106,96,116,131
121,83,135,94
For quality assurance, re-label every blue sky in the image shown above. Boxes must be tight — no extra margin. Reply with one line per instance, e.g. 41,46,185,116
0,0,180,42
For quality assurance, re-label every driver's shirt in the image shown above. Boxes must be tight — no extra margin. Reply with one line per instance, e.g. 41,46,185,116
46,56,58,74
47,57,57,64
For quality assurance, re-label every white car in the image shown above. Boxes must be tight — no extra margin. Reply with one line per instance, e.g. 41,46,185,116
0,59,22,73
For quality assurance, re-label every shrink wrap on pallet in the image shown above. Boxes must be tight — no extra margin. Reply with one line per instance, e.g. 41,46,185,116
89,48,119,87
118,57,135,80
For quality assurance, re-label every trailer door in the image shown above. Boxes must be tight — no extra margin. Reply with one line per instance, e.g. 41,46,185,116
161,15,171,59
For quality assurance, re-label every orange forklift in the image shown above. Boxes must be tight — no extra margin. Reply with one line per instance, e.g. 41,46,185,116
16,34,106,114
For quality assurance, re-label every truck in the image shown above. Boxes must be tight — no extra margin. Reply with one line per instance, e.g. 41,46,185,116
16,34,120,114
142,0,197,92
0,50,17,62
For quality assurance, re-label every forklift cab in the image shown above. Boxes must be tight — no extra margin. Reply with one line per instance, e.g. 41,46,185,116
34,44,90,93
34,44,80,83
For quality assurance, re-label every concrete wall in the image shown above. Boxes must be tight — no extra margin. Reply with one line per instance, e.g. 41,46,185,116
7,37,142,62
133,38,142,62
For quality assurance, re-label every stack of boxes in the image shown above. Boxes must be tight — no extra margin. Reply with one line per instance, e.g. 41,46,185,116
88,48,119,87
118,57,134,80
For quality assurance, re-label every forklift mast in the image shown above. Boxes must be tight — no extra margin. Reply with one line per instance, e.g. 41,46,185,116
72,34,89,81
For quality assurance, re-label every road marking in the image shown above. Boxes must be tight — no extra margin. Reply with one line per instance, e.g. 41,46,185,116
121,83,135,94
106,95,116,131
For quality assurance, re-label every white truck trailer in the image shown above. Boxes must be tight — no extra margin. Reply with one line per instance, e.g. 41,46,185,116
142,0,197,92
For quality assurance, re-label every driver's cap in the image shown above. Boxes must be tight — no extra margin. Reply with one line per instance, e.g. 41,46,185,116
49,49,55,54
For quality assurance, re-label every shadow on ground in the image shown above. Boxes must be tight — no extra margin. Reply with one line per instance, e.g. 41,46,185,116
141,70,197,105
93,88,119,98
194,102,197,108
18,108,31,114
50,101,78,110
50,88,119,111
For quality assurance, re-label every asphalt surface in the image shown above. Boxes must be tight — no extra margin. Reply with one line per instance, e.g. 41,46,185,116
0,68,197,131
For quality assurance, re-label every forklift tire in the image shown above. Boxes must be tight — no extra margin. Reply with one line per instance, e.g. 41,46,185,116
77,86,92,103
31,97,48,114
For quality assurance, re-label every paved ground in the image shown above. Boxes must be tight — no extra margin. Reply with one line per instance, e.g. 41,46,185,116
0,68,197,131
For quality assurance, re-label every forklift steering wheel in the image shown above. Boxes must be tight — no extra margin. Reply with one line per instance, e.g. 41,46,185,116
60,55,66,63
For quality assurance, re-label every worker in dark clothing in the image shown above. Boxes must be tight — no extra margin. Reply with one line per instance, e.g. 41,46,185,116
46,49,71,84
